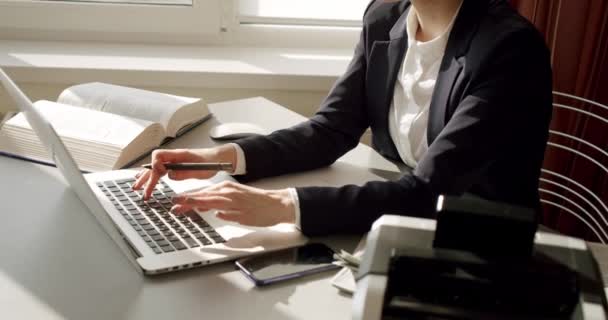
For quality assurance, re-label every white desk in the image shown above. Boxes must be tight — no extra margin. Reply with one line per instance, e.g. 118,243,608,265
0,97,401,319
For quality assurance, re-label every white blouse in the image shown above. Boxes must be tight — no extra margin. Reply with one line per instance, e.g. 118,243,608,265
388,4,461,167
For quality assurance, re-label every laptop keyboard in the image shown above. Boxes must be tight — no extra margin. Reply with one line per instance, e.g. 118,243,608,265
96,178,226,255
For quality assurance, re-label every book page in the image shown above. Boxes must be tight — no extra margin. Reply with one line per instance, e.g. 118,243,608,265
57,82,204,135
0,100,164,171
15,100,158,149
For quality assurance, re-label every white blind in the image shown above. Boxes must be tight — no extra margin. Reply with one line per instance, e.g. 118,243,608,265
239,0,370,26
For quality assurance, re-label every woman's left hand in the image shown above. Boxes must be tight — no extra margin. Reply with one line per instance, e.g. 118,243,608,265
170,181,296,227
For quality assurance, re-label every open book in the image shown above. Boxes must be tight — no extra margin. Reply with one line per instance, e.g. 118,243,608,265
0,82,210,172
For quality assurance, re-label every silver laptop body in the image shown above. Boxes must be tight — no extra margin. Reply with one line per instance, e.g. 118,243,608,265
0,68,306,275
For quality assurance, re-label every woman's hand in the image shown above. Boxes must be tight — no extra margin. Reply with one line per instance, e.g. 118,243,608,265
133,145,237,200
171,181,296,227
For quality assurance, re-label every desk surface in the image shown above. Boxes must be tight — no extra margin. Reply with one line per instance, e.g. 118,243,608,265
0,97,401,319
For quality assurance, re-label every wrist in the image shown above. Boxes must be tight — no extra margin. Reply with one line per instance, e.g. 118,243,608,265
270,189,296,224
193,145,238,173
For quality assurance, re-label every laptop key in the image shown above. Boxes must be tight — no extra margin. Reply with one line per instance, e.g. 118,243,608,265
157,240,170,247
172,241,187,250
160,245,174,253
184,211,201,220
152,235,164,242
184,237,198,248
212,236,226,244
152,247,162,254
195,220,210,227
115,178,135,184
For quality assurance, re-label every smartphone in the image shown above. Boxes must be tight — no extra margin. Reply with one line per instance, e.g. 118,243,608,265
235,243,340,286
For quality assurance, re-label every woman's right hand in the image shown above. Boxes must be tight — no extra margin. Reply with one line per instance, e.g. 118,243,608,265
132,145,237,200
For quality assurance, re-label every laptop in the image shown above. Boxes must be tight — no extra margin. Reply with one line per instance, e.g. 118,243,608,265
0,68,307,275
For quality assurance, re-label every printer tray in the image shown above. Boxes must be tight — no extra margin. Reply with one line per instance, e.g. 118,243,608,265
383,247,580,320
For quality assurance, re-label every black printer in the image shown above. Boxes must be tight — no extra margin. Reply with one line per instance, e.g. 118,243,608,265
353,196,608,320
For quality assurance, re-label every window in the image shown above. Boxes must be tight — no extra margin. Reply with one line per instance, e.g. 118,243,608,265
0,0,368,47
234,0,369,49
0,0,223,43
238,0,370,27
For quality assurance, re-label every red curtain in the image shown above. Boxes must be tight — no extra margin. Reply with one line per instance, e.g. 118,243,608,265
510,0,608,241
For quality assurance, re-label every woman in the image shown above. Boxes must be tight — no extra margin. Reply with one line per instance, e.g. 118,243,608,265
134,0,552,236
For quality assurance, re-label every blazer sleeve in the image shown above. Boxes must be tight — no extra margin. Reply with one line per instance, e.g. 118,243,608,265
233,6,374,182
295,29,552,236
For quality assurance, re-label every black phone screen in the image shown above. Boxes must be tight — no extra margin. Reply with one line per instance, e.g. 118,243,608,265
235,243,339,286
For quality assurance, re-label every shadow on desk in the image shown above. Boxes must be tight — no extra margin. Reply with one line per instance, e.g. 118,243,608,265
141,261,301,319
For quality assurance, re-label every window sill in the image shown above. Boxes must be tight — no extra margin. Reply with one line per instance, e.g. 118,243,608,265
0,40,352,91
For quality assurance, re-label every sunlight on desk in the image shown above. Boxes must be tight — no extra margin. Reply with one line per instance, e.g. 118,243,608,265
0,271,64,320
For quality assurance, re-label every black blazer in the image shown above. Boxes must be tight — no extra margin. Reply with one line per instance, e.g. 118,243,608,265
236,0,553,236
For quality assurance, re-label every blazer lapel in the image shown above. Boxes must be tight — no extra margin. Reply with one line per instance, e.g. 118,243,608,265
369,2,411,158
427,0,488,144
427,59,464,144
383,3,411,112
